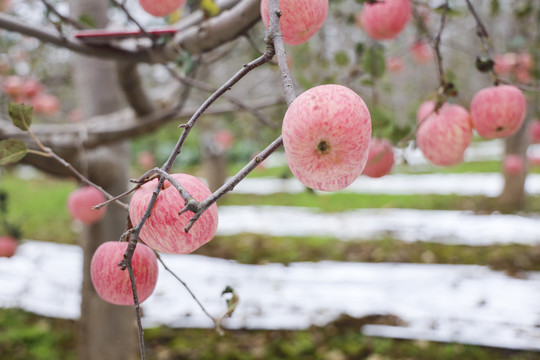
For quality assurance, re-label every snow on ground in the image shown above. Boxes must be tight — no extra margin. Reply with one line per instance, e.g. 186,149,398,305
1,241,539,351
232,173,540,196
217,206,540,246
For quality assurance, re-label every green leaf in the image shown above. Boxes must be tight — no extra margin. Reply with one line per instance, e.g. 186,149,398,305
362,46,386,79
490,0,500,15
8,103,33,131
334,51,350,67
0,139,28,166
78,14,96,28
201,0,220,17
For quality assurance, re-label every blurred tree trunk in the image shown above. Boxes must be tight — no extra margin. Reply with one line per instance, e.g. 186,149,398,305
202,131,228,192
498,122,529,212
69,0,137,359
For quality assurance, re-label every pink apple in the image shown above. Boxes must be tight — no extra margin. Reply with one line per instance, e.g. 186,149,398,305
360,0,411,40
136,151,156,170
416,104,473,166
493,53,517,75
260,0,328,46
362,138,394,178
503,154,524,176
528,120,540,143
528,155,540,167
91,241,158,306
282,84,372,191
3,75,22,98
416,100,449,124
33,93,60,116
129,173,218,254
411,41,433,64
470,85,526,139
386,57,405,73
22,78,42,99
214,129,234,151
67,186,107,225
518,52,533,70
514,68,531,84
0,236,17,258
139,0,186,17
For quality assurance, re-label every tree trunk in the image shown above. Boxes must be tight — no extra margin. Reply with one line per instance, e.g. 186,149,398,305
69,0,137,359
498,122,529,212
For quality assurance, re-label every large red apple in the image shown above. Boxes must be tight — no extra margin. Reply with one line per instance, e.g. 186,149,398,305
362,138,394,178
416,100,449,124
360,0,411,40
503,154,524,176
416,104,473,166
91,241,158,306
282,84,372,191
129,173,218,254
470,85,526,139
0,236,17,258
139,0,186,17
260,0,328,46
67,186,107,225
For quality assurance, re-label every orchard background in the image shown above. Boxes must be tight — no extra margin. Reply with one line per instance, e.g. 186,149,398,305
1,0,540,359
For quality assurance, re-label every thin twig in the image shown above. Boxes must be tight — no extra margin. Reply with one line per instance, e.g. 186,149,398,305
110,0,153,41
41,0,87,29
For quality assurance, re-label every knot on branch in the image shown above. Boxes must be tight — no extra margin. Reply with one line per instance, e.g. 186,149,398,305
179,198,200,216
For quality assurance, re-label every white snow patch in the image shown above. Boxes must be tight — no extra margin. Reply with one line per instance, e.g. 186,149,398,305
1,241,539,351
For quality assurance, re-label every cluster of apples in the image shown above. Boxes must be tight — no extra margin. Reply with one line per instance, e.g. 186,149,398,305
494,52,533,84
68,174,218,305
416,84,526,167
2,75,60,116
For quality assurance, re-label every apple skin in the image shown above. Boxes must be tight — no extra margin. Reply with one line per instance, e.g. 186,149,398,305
3,75,23,98
528,120,540,144
282,84,372,192
386,57,405,73
0,236,17,258
470,85,526,139
129,173,218,254
410,41,433,64
416,100,449,124
22,78,42,99
260,0,328,46
67,186,107,225
362,138,394,178
360,0,411,40
33,93,60,116
416,104,473,166
91,241,158,306
503,154,524,176
139,0,186,17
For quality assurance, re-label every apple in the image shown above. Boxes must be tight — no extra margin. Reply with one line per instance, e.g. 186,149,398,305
129,173,218,254
214,129,234,151
22,78,42,99
91,241,158,306
360,0,411,40
260,0,328,46
503,154,524,176
67,186,107,225
410,41,433,64
386,57,405,73
528,155,540,167
0,236,17,258
33,93,60,116
282,84,372,191
416,100,449,124
3,75,22,98
470,85,526,139
416,104,473,166
362,138,394,178
139,0,186,17
136,151,156,170
528,120,540,144
493,53,517,75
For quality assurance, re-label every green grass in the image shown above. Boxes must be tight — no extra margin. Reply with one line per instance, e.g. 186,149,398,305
1,308,537,360
0,171,77,243
196,234,540,275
